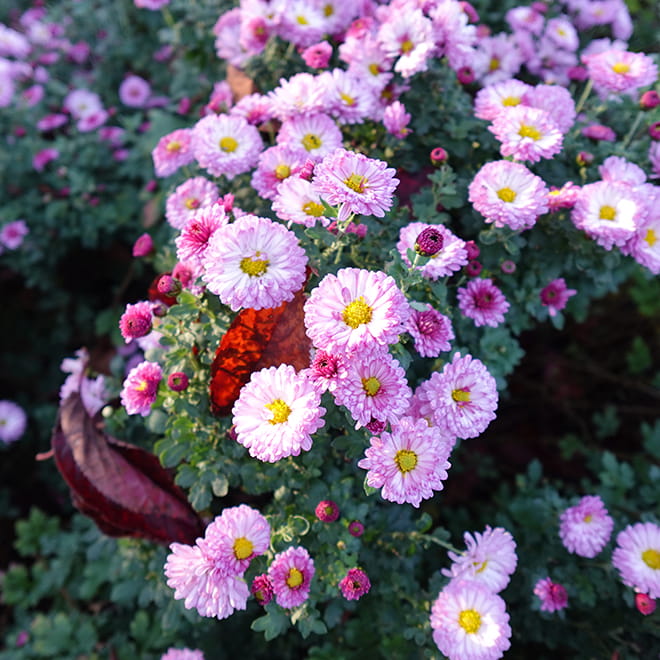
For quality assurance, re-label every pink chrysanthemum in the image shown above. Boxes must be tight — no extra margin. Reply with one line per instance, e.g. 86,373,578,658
276,113,344,163
251,574,274,605
165,177,219,230
407,303,454,358
272,176,329,228
522,84,576,134
383,100,412,139
474,79,533,122
622,207,660,275
0,400,27,444
230,93,274,126
583,48,658,96
191,114,263,180
119,301,154,342
468,160,549,231
120,360,162,416
430,580,512,660
250,145,306,201
312,148,399,218
443,526,518,593
202,214,307,312
559,494,613,558
339,568,371,601
0,219,28,250
268,546,315,609
315,500,340,522
202,505,271,576
232,364,325,463
457,278,510,328
416,352,498,439
612,521,660,598
164,542,249,619
547,182,580,211
304,267,410,354
332,348,411,429
59,349,109,417
175,205,228,268
430,1,478,72
305,349,344,393
161,648,205,660
302,41,333,69
119,74,151,107
489,105,563,163
396,222,468,280
319,68,377,124
599,155,647,187
534,577,568,613
268,73,329,121
474,32,523,86
152,128,195,178
357,416,452,508
540,278,577,317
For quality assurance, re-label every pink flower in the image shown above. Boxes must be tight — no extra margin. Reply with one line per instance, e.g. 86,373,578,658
276,113,344,163
407,304,454,358
175,205,228,268
635,592,657,615
612,521,660,599
32,147,59,171
315,500,340,522
268,72,328,121
383,100,412,139
250,145,306,201
540,278,577,317
457,278,509,328
272,176,329,228
120,360,162,416
0,220,28,250
0,400,27,444
251,574,274,605
119,74,151,107
165,177,219,230
339,568,371,601
132,233,154,257
36,113,68,132
268,546,315,608
152,128,195,178
160,648,204,660
582,124,616,142
135,0,170,8
119,301,154,342
534,577,568,612
559,495,613,558
583,48,658,96
474,79,533,121
348,520,364,537
302,41,332,69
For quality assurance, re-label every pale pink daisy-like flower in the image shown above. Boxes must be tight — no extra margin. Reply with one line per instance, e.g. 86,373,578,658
202,505,271,576
77,109,109,133
332,347,411,429
522,84,576,134
468,160,549,231
276,0,325,48
358,416,452,508
540,278,577,317
0,219,28,250
304,267,410,354
407,304,454,358
191,114,263,180
268,72,329,121
474,32,523,86
417,352,498,439
559,494,613,558
272,176,329,228
119,74,151,107
430,579,511,660
37,113,68,132
119,301,154,342
161,648,204,660
120,360,162,416
232,365,325,463
312,148,399,218
152,128,195,178
383,100,412,139
268,546,315,608
490,105,563,163
583,48,658,96
302,41,333,69
59,348,109,417
250,145,306,201
175,205,228,268
599,155,647,187
202,214,307,312
318,68,377,125
442,526,518,593
547,182,580,211
571,180,646,250
0,400,27,444
165,177,219,230
396,222,468,280
63,88,103,120
534,577,568,613
276,113,343,163
474,79,534,121
430,0,478,72
339,33,393,92
230,93,274,126
612,521,660,599
339,568,371,601
457,278,510,328
622,207,660,275
213,9,249,68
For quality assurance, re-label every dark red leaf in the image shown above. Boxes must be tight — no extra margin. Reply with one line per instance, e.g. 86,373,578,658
210,287,311,416
52,393,204,545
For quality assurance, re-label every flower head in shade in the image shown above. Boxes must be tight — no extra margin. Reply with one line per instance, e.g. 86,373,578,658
559,495,614,558
202,214,307,312
32,147,59,171
152,128,195,178
332,347,411,429
407,304,454,358
202,505,271,576
312,148,399,218
468,160,549,231
175,205,228,268
534,577,568,613
272,176,329,228
268,546,315,609
119,74,151,107
304,268,410,354
315,500,340,522
165,177,219,230
251,574,274,605
383,100,412,138
232,364,325,463
443,527,518,593
599,155,647,187
59,349,109,417
583,48,658,96
397,222,468,280
0,220,28,250
540,278,577,317
119,301,154,342
0,400,27,444
161,648,205,660
416,352,498,439
132,233,153,257
357,416,452,508
191,114,263,180
120,360,162,416
430,580,512,660
612,521,660,599
339,568,371,601
457,278,509,328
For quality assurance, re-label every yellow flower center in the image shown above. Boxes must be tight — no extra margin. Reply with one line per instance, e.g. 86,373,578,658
584,514,593,523
184,197,200,210
394,448,418,473
362,376,381,397
219,136,238,153
302,133,322,151
642,548,660,570
166,140,182,152
135,380,149,392
324,3,334,17
599,205,617,221
518,124,542,140
489,57,500,72
474,560,488,574
458,608,482,634
302,201,324,217
265,399,291,424
240,254,269,277
342,297,373,328
644,228,657,246
400,39,413,54
340,92,356,106
344,173,367,193
368,63,380,76
612,62,630,74
233,536,254,560
452,388,471,403
502,96,520,107
296,15,308,25
275,164,291,180
286,567,304,588
497,187,517,203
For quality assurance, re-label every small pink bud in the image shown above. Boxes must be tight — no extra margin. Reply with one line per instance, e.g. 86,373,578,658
315,500,340,522
465,240,480,260
157,274,181,297
635,593,656,616
465,260,482,277
167,372,189,392
348,520,365,537
576,151,594,167
456,66,475,85
430,147,448,166
640,90,660,111
132,233,154,257
649,121,660,141
415,226,444,256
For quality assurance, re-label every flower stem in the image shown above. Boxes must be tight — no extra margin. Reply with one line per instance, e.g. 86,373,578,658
621,110,644,151
574,78,593,115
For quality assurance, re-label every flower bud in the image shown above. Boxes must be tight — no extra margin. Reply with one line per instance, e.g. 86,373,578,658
649,121,660,141
465,260,482,277
465,240,480,260
132,232,153,257
640,90,660,111
167,372,189,392
635,592,656,616
157,274,182,297
348,520,365,537
430,147,448,166
456,66,475,85
415,226,444,256
576,151,594,167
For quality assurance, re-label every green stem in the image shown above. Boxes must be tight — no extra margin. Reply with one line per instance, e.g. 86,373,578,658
620,110,644,150
574,78,593,115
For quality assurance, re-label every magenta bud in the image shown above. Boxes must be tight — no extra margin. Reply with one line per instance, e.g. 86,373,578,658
415,226,444,256
464,240,480,260
132,232,154,257
640,90,660,110
157,274,182,297
167,372,189,391
430,147,448,166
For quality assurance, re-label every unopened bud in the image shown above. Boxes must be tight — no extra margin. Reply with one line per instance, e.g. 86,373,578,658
414,226,444,256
